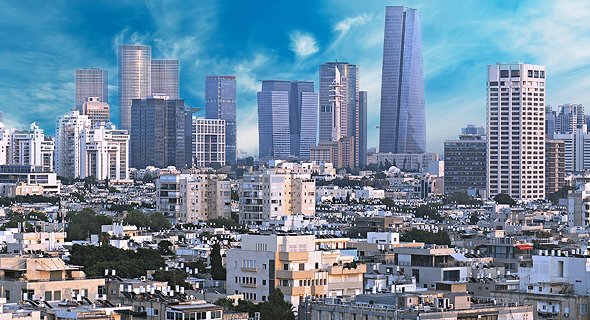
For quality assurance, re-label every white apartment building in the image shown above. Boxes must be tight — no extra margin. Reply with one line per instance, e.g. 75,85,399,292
76,96,110,126
54,110,91,178
226,234,365,308
79,122,129,181
487,63,546,201
156,173,231,223
239,170,315,226
0,122,54,172
554,124,590,172
193,117,225,168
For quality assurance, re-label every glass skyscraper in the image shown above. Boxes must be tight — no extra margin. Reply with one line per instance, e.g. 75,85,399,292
257,81,291,159
118,45,151,132
206,76,237,164
379,6,426,154
151,59,179,99
75,68,108,106
290,81,317,159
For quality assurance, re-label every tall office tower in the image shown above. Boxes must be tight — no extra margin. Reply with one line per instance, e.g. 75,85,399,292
205,76,237,164
444,133,487,196
487,63,546,201
556,103,584,134
257,81,291,159
318,62,360,167
379,6,426,154
75,68,108,106
79,122,130,181
545,139,565,194
151,59,179,99
54,110,91,178
545,106,557,138
193,117,226,168
554,125,590,172
130,95,187,169
289,81,318,159
358,91,368,166
118,45,151,132
76,97,110,126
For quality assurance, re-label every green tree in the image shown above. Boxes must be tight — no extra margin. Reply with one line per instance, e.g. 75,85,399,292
142,174,155,183
381,197,395,209
123,210,151,228
414,205,443,222
207,162,222,170
469,212,480,225
259,288,295,320
493,193,517,205
66,208,113,241
150,212,172,231
158,240,175,256
444,192,482,206
213,297,235,310
244,156,254,167
152,269,190,289
400,228,451,246
98,232,110,245
210,242,226,280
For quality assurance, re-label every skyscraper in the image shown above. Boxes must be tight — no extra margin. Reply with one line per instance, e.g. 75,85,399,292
487,62,546,201
358,91,368,166
257,81,291,159
206,76,237,164
556,103,584,134
289,81,318,159
76,97,110,126
75,68,108,106
118,45,151,132
151,59,179,99
317,62,360,168
379,6,426,154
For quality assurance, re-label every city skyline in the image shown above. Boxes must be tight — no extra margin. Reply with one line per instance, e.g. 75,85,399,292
1,1,589,157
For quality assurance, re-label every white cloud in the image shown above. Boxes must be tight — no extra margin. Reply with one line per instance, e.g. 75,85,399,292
334,13,372,33
112,28,150,52
288,30,319,57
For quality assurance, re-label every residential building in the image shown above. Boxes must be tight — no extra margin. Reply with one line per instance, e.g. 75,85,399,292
444,134,486,196
545,139,565,194
318,62,361,167
487,62,546,201
257,81,291,159
0,165,60,194
118,45,151,132
54,110,91,178
151,59,179,99
6,232,66,254
156,172,231,223
556,103,584,134
130,95,187,169
75,68,108,106
0,122,54,172
79,122,130,181
0,255,105,303
206,76,237,164
483,237,533,272
370,152,439,172
239,170,315,226
226,234,365,308
192,117,225,168
309,139,354,170
554,124,590,172
76,97,110,127
567,183,590,227
379,6,426,154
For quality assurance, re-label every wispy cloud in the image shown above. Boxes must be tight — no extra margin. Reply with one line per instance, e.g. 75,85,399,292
334,13,372,33
112,27,150,51
288,30,319,57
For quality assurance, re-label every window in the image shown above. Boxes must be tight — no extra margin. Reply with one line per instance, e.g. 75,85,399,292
500,70,509,78
44,291,52,301
581,304,588,314
54,290,61,300
4,290,9,301
263,280,267,286
299,263,305,271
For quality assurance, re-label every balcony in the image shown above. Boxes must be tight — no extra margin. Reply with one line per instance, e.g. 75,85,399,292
277,286,306,296
240,283,257,288
328,264,367,275
276,270,313,279
241,267,257,272
279,252,308,261
311,286,326,295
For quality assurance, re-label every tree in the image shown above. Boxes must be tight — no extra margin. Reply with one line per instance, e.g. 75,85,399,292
210,242,226,280
150,212,172,231
152,269,190,289
142,174,155,183
123,210,151,228
444,192,482,206
381,197,395,210
259,288,295,320
66,208,113,241
245,156,254,167
400,228,451,246
158,240,175,256
213,297,235,310
493,193,517,205
469,212,480,225
414,205,443,222
208,162,222,170
98,232,110,245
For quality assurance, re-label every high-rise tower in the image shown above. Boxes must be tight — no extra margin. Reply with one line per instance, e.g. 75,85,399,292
486,62,546,201
379,6,426,154
151,59,179,99
75,68,108,106
257,81,291,159
118,45,151,132
206,76,237,164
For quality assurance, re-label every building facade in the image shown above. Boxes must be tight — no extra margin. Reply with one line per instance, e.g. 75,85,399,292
151,59,179,99
487,63,546,201
75,68,108,106
54,110,91,178
556,103,584,134
554,125,590,172
258,82,291,159
545,139,565,194
76,97,110,126
192,117,225,168
0,122,54,173
130,96,187,169
118,45,151,132
444,134,486,196
205,76,237,164
358,91,368,167
379,6,426,154
79,122,130,181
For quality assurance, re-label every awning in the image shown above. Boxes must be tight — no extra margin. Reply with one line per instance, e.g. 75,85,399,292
516,244,533,250
450,253,468,261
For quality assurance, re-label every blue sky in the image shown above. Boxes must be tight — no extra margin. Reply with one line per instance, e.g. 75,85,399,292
2,0,590,157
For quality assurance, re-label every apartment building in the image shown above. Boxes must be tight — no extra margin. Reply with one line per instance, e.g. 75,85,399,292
156,173,231,223
226,234,365,308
